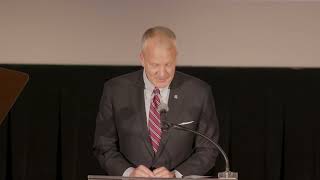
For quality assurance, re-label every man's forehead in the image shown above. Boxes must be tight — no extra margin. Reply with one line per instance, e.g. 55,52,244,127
141,35,177,58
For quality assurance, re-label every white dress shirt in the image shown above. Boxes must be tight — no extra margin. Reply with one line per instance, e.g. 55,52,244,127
122,70,182,178
143,70,170,123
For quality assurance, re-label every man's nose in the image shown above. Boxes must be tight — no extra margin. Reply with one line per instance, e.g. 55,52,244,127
158,66,167,78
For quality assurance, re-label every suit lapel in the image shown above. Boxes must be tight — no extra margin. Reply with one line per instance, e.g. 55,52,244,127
132,71,154,158
154,73,184,160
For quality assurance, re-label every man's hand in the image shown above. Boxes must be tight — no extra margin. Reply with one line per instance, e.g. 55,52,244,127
153,167,176,178
129,165,155,177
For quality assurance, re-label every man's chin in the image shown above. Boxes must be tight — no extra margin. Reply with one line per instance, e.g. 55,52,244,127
154,81,170,88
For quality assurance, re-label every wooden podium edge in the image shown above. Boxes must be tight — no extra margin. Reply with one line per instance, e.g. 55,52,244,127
0,67,29,125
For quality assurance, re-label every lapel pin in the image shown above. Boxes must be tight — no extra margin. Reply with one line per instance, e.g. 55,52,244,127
174,94,178,99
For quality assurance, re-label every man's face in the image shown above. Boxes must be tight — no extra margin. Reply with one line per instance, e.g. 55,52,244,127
140,38,177,88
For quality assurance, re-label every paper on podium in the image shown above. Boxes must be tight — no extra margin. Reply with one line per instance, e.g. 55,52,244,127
0,67,29,125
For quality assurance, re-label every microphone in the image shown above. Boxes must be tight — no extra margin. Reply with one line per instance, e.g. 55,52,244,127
158,102,238,179
157,102,170,131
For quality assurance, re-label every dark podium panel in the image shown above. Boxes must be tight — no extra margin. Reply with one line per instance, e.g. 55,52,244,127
0,67,29,125
88,175,237,180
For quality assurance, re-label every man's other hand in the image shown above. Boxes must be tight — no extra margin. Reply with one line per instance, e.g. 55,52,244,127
129,165,155,177
153,167,175,178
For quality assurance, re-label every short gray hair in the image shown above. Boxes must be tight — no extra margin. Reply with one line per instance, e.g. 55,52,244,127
141,26,176,51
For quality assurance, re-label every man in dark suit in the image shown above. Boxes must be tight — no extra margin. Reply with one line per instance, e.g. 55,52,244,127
93,26,219,178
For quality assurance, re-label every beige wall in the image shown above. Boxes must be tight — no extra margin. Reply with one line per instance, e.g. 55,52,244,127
1,0,320,67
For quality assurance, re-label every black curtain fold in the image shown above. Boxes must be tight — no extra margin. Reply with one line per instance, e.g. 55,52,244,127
0,65,319,180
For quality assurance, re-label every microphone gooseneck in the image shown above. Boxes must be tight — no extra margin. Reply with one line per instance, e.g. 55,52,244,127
158,102,238,179
162,120,230,172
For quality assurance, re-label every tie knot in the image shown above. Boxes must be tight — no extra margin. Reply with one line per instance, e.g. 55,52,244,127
153,88,160,95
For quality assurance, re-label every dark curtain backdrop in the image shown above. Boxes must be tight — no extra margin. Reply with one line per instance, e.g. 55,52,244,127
0,65,319,180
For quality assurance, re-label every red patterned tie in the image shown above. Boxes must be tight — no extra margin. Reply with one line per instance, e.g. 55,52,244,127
148,88,162,153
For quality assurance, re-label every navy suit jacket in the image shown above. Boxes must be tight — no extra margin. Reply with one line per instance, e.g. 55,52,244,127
93,70,219,176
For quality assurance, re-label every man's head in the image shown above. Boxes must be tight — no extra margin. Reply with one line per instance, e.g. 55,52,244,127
140,26,177,88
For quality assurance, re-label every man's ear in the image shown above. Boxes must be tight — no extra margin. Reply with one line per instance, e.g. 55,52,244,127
139,52,145,67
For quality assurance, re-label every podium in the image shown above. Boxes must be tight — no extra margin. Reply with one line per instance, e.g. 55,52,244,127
88,175,236,180
0,67,29,125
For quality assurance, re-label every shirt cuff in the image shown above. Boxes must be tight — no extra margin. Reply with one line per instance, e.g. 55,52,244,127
123,167,134,177
173,170,183,178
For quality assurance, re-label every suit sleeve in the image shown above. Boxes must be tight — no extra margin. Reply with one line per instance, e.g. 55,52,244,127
175,85,220,176
93,82,132,175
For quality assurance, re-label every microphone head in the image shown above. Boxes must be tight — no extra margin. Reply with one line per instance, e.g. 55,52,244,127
158,102,169,113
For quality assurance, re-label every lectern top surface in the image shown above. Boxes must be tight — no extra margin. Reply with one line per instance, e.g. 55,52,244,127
87,175,228,180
